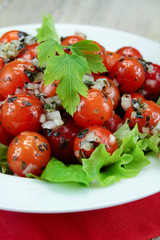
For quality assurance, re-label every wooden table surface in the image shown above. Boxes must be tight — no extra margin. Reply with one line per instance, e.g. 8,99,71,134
0,0,159,239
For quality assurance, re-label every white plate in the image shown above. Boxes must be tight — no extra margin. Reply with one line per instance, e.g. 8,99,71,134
0,24,160,213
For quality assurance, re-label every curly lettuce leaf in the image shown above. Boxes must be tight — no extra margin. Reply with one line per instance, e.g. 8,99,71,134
82,125,150,187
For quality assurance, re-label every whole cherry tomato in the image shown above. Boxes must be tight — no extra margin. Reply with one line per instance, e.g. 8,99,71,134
116,46,142,59
61,35,85,46
1,94,44,136
0,59,35,98
103,111,123,133
138,62,160,100
0,30,28,43
109,57,145,93
40,80,60,97
74,126,118,161
7,131,51,177
43,115,82,163
0,114,13,145
94,76,120,109
124,99,160,134
18,43,39,60
73,89,113,128
105,51,121,72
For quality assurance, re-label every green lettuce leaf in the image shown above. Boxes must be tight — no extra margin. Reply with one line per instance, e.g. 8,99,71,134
41,158,89,187
82,125,150,187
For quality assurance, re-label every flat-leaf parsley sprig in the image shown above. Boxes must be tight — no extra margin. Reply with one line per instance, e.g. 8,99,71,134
36,14,106,115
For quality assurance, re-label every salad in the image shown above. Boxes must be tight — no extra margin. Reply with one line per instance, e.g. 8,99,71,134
0,14,159,188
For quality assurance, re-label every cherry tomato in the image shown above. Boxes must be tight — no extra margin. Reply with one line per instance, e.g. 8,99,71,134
105,51,121,72
116,46,142,59
94,76,120,109
92,41,106,68
0,59,35,98
61,35,85,46
40,80,60,97
73,89,113,128
0,57,5,71
18,43,39,60
7,131,51,177
43,115,82,163
0,30,28,43
124,99,160,134
74,126,118,161
1,94,44,136
138,62,160,100
103,111,123,133
109,57,145,93
0,114,13,145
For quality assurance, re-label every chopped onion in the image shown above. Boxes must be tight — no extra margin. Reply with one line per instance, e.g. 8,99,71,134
121,94,132,111
46,111,61,120
109,134,116,145
142,127,150,134
151,121,160,135
22,164,38,175
39,114,47,123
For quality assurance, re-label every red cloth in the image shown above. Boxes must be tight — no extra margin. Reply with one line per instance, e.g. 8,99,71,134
0,193,160,240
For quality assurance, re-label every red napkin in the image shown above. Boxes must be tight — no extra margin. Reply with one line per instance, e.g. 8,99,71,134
0,192,160,240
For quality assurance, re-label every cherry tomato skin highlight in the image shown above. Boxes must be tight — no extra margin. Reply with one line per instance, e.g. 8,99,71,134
40,80,60,97
1,94,44,136
105,51,121,72
0,59,35,98
116,46,142,59
7,131,51,177
74,126,118,160
110,57,145,93
43,116,82,163
73,89,113,128
124,100,160,134
0,30,27,43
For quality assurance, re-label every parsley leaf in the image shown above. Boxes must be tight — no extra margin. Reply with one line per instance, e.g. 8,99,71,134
37,36,64,67
36,13,59,42
37,14,106,115
44,53,88,115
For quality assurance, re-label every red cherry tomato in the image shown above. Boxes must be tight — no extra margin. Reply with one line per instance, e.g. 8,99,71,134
103,111,123,133
0,59,35,98
61,35,85,46
105,51,121,72
0,30,28,43
0,114,13,145
18,43,39,60
94,76,120,109
110,57,145,93
73,89,113,128
1,94,43,136
116,46,142,59
92,41,106,68
43,115,82,163
40,80,60,97
124,100,160,134
7,131,51,177
138,63,160,100
74,126,118,161
0,57,5,71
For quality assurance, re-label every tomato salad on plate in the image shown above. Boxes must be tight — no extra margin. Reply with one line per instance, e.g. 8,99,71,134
0,14,159,188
